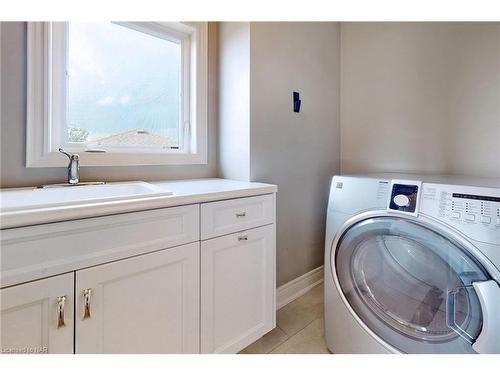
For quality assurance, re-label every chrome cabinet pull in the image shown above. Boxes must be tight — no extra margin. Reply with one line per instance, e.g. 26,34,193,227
238,234,248,241
57,296,67,328
83,288,92,320
235,212,246,218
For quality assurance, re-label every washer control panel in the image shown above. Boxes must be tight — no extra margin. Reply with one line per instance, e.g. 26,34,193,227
420,183,500,244
387,180,422,216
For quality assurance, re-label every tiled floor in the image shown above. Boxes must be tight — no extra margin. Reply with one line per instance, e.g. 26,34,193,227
239,283,330,354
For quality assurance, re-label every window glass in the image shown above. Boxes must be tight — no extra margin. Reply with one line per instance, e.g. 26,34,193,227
67,22,181,150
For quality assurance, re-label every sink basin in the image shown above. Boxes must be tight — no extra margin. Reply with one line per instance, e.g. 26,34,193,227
0,181,173,212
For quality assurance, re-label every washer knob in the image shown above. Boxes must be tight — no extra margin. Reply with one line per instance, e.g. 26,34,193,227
393,194,410,207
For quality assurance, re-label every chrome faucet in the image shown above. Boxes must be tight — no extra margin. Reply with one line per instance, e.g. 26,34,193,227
59,148,80,184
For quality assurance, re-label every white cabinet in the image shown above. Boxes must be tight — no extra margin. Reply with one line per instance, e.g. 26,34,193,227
1,205,199,288
75,243,200,354
201,194,274,240
201,224,276,353
0,189,277,354
0,273,74,354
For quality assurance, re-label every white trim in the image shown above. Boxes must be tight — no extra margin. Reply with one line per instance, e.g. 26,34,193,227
26,22,50,167
276,265,324,310
26,22,208,167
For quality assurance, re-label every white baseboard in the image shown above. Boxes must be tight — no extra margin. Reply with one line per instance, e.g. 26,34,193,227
276,265,324,310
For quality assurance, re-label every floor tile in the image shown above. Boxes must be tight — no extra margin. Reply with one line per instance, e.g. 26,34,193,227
239,327,289,354
270,318,329,354
276,284,324,337
239,282,329,354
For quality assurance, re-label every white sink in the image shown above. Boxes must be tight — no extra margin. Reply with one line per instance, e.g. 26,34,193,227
0,181,173,212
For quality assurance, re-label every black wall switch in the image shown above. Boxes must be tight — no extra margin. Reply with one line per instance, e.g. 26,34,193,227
293,92,301,113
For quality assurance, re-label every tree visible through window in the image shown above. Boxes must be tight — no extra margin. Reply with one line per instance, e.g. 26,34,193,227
66,22,182,150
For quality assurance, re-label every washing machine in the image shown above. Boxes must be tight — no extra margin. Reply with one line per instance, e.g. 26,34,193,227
324,174,500,354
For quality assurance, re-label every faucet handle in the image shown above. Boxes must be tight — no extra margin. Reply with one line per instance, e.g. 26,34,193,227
59,148,79,160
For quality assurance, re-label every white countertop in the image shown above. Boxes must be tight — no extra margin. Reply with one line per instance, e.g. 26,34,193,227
0,178,277,229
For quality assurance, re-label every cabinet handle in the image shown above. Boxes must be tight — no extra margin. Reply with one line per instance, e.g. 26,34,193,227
235,212,246,218
57,296,66,328
238,234,248,241
83,288,92,320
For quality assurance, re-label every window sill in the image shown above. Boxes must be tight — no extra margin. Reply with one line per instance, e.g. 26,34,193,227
26,150,208,168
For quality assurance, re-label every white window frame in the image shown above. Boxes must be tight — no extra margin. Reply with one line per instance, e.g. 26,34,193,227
26,22,208,167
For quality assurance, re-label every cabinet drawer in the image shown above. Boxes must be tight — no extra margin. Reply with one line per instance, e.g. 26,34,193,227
1,205,199,288
201,194,274,240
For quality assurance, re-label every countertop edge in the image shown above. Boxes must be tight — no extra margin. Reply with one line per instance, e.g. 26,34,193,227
0,179,277,229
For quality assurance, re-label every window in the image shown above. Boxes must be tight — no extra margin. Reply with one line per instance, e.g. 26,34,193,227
26,22,208,167
66,23,182,150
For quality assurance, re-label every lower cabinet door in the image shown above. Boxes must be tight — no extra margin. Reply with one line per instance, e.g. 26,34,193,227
201,224,276,353
0,273,74,354
75,243,200,353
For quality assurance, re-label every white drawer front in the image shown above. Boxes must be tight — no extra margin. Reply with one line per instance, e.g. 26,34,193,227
1,205,199,288
201,194,274,240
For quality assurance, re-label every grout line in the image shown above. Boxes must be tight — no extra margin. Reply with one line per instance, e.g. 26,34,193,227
270,318,324,354
264,331,290,354
275,283,324,335
242,285,325,354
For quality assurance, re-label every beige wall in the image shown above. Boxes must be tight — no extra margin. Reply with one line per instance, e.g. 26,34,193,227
3,21,498,286
340,22,500,178
216,22,340,286
250,22,341,286
217,22,250,181
0,22,218,188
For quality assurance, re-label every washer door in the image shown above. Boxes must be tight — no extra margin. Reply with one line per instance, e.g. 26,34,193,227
334,217,498,354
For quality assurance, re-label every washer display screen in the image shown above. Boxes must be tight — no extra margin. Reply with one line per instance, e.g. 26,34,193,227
389,184,419,213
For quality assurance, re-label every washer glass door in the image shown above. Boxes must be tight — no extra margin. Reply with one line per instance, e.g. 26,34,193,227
335,217,491,353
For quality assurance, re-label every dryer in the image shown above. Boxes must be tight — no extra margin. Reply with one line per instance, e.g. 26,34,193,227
324,174,500,354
